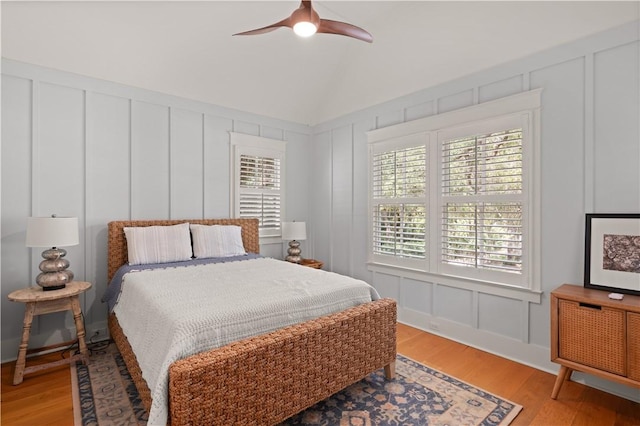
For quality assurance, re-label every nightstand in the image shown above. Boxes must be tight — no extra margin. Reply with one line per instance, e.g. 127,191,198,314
7,281,91,385
299,259,323,269
550,284,640,399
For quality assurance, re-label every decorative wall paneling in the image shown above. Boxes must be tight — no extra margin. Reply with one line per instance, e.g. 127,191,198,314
310,131,332,268
1,21,638,403
1,76,34,350
311,21,639,401
1,59,311,361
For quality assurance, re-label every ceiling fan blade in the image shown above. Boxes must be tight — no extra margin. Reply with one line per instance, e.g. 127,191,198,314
233,17,292,36
233,1,373,43
317,19,373,43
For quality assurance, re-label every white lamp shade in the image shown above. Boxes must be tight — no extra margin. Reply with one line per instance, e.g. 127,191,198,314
26,217,79,247
282,222,307,241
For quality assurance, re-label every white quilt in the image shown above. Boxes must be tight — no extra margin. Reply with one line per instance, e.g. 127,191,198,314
112,257,379,425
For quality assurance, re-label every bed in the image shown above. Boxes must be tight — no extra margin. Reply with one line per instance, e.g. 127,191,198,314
106,218,397,425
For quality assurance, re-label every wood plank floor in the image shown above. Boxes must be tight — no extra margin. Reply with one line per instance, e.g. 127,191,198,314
2,323,638,425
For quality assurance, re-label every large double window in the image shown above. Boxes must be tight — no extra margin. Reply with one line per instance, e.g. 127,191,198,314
368,91,540,291
230,132,286,240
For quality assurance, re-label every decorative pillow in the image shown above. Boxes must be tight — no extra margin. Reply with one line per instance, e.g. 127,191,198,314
190,224,246,259
124,223,193,265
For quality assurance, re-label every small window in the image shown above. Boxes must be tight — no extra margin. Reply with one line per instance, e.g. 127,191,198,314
230,133,286,239
239,154,282,234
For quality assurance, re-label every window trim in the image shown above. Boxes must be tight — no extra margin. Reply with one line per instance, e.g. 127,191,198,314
230,132,287,244
367,90,542,298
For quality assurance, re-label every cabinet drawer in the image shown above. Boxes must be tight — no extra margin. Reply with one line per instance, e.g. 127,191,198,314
628,312,640,381
558,300,626,375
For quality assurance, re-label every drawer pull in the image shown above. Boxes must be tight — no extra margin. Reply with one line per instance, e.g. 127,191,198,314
579,302,602,310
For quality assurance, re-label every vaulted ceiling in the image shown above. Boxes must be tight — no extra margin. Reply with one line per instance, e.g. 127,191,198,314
2,1,638,125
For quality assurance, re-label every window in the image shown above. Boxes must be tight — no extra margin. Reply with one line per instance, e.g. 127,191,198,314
238,155,281,233
438,117,527,286
367,90,541,292
371,136,427,269
230,133,286,240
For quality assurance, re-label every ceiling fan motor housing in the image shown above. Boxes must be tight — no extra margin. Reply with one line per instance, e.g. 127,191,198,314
292,2,320,28
233,0,373,43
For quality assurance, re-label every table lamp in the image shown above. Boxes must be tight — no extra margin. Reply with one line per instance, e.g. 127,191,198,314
282,221,306,263
26,215,79,291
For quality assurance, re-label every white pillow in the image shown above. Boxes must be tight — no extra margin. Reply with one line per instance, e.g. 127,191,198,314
190,224,246,258
124,223,193,265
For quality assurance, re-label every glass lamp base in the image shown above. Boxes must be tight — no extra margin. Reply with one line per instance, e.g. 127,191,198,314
36,247,74,291
285,240,302,263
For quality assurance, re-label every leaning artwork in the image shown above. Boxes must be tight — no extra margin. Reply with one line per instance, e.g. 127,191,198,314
585,213,640,295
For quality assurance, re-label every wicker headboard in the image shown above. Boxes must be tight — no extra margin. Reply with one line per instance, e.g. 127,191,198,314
107,218,260,281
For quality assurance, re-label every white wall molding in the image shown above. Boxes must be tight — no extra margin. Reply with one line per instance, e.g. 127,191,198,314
311,20,639,401
313,20,639,134
368,263,542,304
2,59,312,137
1,61,311,361
366,89,542,143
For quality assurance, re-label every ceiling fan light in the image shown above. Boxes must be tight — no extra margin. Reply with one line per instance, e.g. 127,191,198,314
293,21,317,37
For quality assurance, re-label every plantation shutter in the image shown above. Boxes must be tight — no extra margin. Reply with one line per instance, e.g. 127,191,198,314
239,154,281,236
441,128,524,274
371,144,427,262
368,90,539,292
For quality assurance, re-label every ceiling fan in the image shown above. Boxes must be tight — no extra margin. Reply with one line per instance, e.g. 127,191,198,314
233,0,373,43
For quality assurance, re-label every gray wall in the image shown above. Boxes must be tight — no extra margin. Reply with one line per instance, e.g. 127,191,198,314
1,20,638,401
311,20,639,400
1,59,312,359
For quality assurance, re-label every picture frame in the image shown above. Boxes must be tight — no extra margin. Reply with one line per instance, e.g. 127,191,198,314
584,213,640,296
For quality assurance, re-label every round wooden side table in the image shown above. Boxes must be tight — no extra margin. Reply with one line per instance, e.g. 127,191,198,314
7,281,91,385
299,258,324,269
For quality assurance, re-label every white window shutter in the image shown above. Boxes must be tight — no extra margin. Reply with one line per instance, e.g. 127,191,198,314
239,154,282,236
367,89,541,294
371,144,427,261
230,133,286,239
441,128,524,275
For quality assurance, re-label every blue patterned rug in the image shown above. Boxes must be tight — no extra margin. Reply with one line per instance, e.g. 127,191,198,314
71,343,522,426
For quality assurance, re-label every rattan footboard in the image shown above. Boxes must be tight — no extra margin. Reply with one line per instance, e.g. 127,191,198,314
109,298,396,425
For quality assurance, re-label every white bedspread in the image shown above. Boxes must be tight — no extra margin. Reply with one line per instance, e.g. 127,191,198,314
112,257,379,425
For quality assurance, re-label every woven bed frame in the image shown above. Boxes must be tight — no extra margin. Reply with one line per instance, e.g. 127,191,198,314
107,218,397,425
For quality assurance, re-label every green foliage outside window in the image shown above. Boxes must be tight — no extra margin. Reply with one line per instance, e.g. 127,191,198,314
372,146,427,259
442,129,524,273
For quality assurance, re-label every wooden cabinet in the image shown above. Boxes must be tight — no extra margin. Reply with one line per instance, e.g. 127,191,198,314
550,284,640,399
629,312,640,381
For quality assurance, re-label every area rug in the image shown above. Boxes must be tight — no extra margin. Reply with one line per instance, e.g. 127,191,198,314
71,343,522,426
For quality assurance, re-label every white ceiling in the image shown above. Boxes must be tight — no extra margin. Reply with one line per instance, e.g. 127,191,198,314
2,1,638,125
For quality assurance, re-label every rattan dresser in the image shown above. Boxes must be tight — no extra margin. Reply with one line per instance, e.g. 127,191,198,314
550,284,640,399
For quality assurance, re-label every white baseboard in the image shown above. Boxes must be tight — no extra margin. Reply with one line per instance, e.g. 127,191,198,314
398,307,640,403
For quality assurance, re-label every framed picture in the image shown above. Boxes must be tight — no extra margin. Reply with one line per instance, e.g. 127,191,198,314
584,213,640,295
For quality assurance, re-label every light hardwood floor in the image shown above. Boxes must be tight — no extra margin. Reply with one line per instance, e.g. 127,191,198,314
2,323,639,425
